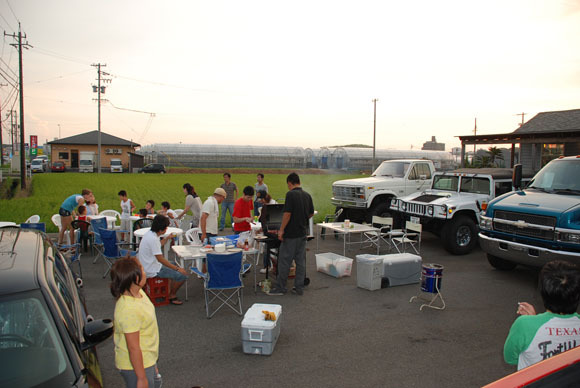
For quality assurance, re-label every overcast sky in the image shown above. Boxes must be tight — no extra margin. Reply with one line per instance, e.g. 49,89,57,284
0,0,579,151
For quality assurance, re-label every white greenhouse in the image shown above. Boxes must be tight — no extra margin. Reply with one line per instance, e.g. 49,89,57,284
139,144,455,171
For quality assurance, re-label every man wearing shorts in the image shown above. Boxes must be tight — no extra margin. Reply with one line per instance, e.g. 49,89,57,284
138,215,188,305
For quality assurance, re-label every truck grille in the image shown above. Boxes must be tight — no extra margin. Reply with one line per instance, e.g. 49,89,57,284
493,210,556,241
333,186,357,200
405,202,426,215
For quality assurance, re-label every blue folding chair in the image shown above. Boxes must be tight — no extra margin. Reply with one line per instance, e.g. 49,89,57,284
99,228,137,278
90,218,108,264
19,222,46,233
191,251,245,318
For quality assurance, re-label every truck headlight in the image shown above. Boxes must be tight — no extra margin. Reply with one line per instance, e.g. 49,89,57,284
391,199,398,208
355,187,365,199
426,206,434,216
479,216,492,231
558,232,580,244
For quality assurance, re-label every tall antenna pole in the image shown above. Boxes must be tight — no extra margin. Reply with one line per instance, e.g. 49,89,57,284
516,112,527,127
372,98,378,172
5,23,32,189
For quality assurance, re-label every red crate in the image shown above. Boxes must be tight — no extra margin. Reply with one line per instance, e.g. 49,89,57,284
145,277,170,307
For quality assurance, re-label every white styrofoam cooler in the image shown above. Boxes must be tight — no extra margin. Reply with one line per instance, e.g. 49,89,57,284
241,303,282,356
356,253,422,288
356,256,384,290
315,252,353,278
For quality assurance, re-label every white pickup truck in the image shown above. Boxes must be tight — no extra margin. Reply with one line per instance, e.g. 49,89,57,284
331,159,435,223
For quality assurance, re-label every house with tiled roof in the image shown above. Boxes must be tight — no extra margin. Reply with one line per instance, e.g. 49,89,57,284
48,130,141,172
457,108,580,173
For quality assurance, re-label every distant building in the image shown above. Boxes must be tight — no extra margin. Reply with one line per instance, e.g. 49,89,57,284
48,130,141,172
458,108,580,173
422,136,445,151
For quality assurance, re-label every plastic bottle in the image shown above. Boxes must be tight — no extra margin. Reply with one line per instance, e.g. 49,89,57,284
154,372,162,388
244,240,249,251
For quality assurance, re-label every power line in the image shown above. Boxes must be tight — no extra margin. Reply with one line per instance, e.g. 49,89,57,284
110,72,217,94
0,13,15,32
6,0,20,23
31,46,90,66
31,69,91,84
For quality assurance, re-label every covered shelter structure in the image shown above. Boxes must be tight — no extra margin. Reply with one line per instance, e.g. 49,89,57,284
457,108,580,174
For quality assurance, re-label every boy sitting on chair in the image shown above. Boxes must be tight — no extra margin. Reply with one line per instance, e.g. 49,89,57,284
137,215,188,305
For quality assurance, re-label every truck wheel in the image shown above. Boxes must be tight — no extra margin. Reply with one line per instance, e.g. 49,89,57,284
367,202,391,224
443,215,477,255
487,254,517,270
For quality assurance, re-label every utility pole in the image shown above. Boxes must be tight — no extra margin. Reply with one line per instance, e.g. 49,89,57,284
473,117,477,154
91,63,110,173
372,98,378,172
5,23,31,189
0,83,7,164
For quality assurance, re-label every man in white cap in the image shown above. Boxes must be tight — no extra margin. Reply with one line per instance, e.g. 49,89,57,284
200,187,227,243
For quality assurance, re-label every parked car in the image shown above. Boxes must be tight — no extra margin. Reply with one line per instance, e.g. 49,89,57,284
30,158,46,173
139,163,166,174
0,227,113,387
51,161,66,172
110,158,123,173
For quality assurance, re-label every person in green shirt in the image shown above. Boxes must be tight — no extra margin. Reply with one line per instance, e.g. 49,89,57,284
504,260,580,370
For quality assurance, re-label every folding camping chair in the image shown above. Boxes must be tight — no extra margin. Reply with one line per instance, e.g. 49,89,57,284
191,251,245,319
392,221,422,254
90,218,108,264
362,216,403,254
99,228,138,278
19,222,46,233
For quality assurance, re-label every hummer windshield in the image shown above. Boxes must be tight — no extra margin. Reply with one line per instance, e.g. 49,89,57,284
432,175,459,191
372,161,410,178
528,159,580,193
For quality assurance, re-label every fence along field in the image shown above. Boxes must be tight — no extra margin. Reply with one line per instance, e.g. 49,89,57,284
1,172,363,233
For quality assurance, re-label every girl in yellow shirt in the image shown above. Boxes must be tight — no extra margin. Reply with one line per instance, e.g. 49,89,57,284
110,257,160,388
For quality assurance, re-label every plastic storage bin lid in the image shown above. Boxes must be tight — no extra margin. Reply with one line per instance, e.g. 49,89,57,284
242,303,282,329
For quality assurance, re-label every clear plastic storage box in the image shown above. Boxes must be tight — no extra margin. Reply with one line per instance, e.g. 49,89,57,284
315,253,353,278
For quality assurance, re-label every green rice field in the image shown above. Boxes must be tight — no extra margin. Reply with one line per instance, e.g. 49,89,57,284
1,172,363,232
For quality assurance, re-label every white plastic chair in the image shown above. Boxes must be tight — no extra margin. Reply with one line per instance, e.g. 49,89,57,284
392,221,422,254
185,227,203,246
99,209,121,230
52,213,71,245
25,215,40,223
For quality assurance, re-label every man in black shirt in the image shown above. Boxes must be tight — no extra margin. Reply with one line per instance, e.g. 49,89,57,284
268,173,314,296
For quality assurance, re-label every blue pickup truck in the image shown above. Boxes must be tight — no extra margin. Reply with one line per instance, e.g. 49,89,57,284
479,156,580,270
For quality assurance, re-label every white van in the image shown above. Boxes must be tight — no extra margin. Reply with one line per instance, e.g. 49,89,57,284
110,158,123,173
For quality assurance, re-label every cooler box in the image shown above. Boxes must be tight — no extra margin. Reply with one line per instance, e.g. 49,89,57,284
209,235,238,247
241,303,282,356
355,255,384,291
315,253,353,278
380,253,422,287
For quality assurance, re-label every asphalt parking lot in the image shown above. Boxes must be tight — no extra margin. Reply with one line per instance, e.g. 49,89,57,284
79,230,544,388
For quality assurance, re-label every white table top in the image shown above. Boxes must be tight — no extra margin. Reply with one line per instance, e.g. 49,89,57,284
172,244,258,258
90,215,117,222
129,215,155,221
134,226,184,238
319,222,378,234
0,221,16,227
